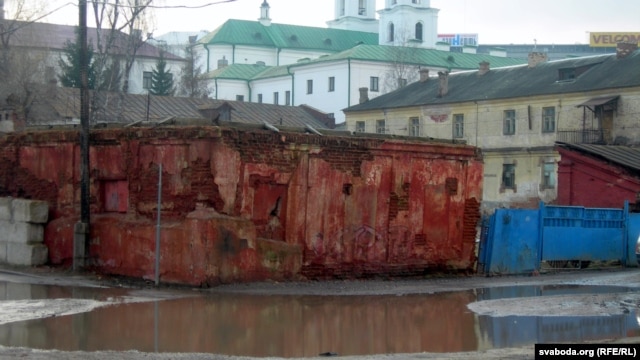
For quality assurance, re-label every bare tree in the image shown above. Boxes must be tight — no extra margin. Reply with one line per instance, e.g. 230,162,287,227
90,0,154,122
177,39,210,98
0,0,50,123
382,29,421,93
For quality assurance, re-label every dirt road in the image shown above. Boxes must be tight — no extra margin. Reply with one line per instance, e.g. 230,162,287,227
0,266,638,360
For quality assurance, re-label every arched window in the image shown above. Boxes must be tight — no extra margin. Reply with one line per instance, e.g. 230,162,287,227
415,22,423,41
388,23,394,42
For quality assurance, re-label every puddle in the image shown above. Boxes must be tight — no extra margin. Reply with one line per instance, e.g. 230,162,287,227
0,282,637,357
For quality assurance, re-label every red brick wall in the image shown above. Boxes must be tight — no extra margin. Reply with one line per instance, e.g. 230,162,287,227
0,126,483,284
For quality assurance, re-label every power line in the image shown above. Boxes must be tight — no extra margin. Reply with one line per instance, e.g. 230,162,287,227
60,0,239,10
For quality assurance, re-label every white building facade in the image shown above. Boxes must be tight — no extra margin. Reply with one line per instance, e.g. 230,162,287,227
195,1,523,124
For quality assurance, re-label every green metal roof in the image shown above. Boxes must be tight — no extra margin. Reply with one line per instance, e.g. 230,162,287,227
204,63,269,81
206,44,526,82
289,44,526,70
199,19,378,52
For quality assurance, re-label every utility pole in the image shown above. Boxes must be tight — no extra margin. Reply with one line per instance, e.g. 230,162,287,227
74,0,90,270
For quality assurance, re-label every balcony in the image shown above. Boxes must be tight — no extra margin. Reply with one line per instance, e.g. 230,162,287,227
556,129,610,144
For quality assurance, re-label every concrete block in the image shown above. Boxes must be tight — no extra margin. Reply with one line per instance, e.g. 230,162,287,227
7,243,48,266
11,199,48,224
0,198,11,221
0,220,44,244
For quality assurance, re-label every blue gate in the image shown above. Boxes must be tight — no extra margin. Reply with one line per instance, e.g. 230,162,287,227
478,202,635,275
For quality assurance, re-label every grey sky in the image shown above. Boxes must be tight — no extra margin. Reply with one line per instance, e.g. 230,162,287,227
40,0,640,45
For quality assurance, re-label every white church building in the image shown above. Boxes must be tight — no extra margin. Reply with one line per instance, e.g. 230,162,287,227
193,0,524,124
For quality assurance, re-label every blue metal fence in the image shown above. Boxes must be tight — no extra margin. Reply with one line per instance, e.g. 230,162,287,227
478,202,636,275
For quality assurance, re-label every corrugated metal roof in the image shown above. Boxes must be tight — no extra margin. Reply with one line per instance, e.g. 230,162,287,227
289,44,526,70
206,64,270,80
33,87,331,129
199,19,378,52
556,142,640,174
345,50,640,112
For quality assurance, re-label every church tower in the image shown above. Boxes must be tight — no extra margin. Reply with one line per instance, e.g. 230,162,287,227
378,0,439,48
259,0,271,26
327,0,378,33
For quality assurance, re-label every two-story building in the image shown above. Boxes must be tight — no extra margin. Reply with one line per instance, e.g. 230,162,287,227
343,43,640,212
5,21,185,95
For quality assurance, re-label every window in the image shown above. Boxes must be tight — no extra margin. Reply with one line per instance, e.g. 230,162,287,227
388,23,395,42
356,121,365,133
502,164,516,190
503,110,515,135
542,107,555,133
339,0,345,16
143,71,152,89
285,91,291,105
273,92,279,105
236,95,244,102
409,117,420,137
257,94,263,103
328,76,335,92
376,119,386,134
558,68,576,81
307,79,313,94
358,0,366,15
397,78,407,88
453,114,464,138
415,22,423,41
370,76,379,92
542,162,556,189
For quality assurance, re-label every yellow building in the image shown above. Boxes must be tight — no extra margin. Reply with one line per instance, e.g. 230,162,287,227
344,43,640,212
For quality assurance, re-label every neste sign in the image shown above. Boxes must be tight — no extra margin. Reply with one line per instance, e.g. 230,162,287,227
590,32,640,47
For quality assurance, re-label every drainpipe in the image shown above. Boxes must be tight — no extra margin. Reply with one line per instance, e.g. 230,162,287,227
347,59,351,108
287,66,295,105
474,101,479,146
214,78,219,100
232,44,236,64
204,43,211,73
277,47,281,66
247,80,252,102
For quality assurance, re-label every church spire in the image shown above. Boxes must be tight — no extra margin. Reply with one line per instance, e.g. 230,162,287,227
259,0,271,26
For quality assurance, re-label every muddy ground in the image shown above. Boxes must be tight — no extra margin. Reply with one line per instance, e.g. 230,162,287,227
0,265,639,360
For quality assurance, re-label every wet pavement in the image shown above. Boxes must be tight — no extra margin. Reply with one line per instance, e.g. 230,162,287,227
0,273,639,358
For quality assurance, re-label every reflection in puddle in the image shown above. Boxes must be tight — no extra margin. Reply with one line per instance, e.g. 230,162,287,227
0,282,637,357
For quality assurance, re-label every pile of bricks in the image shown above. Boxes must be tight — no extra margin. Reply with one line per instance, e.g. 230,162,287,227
0,198,49,266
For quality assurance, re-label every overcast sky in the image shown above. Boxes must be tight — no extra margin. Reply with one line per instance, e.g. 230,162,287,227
38,0,640,45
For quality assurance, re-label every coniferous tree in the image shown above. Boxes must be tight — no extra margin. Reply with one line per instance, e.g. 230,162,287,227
58,30,98,89
150,53,175,96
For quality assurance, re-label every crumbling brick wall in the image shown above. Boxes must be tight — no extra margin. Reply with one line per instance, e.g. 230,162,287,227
0,126,483,284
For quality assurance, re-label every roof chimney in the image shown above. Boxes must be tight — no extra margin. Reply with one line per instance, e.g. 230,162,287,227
528,52,548,68
478,61,490,75
359,87,369,104
616,41,638,59
437,71,449,98
419,68,429,82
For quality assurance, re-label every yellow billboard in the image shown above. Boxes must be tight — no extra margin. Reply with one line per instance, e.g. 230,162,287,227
590,32,640,47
